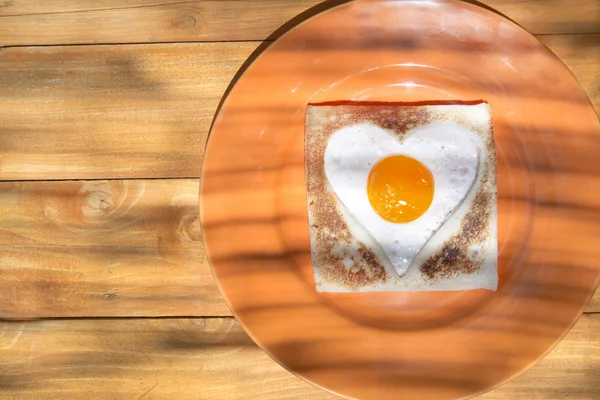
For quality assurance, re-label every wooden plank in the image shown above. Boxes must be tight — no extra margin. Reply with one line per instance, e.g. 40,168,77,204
0,42,257,180
1,179,598,318
0,245,231,318
0,0,317,46
0,37,598,181
0,179,231,319
0,0,167,15
0,0,599,47
0,317,338,399
0,179,201,249
0,315,597,399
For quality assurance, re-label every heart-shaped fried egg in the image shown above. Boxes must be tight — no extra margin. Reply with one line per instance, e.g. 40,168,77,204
324,122,482,276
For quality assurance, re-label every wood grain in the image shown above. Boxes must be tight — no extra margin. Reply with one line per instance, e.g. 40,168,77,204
1,179,597,318
0,0,599,46
0,179,200,249
0,179,230,318
0,36,598,181
0,315,596,399
0,245,231,318
0,42,257,180
0,317,337,399
0,1,597,398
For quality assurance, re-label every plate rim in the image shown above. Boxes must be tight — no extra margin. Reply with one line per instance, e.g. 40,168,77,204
200,1,600,399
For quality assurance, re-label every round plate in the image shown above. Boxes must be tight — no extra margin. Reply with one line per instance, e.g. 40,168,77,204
201,1,600,399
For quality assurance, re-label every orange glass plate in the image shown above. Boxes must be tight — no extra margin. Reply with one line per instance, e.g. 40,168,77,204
201,1,600,399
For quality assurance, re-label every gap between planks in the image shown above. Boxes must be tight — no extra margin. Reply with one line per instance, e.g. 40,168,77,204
0,39,267,49
0,32,598,49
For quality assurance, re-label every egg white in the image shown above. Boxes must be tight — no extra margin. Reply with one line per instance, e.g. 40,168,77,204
324,122,482,276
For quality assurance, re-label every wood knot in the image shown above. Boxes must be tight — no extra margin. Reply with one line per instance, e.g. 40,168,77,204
178,212,201,242
173,14,197,29
90,194,113,211
83,187,114,216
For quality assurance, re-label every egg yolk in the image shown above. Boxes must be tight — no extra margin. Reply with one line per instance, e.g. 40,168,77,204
367,155,434,223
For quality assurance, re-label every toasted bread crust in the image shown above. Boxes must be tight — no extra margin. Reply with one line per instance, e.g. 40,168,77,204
305,103,496,292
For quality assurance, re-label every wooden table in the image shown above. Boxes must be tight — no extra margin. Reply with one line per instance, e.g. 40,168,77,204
0,1,598,398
